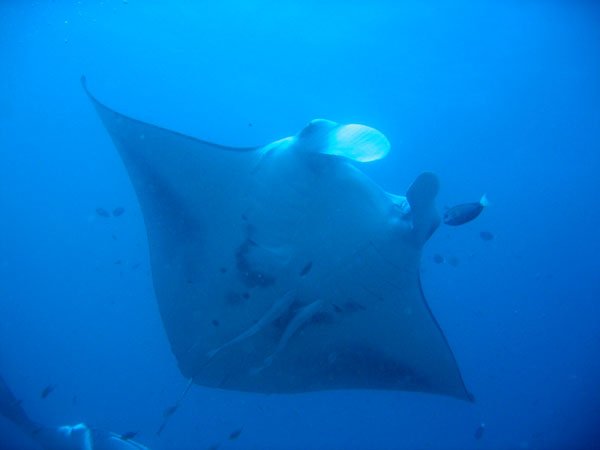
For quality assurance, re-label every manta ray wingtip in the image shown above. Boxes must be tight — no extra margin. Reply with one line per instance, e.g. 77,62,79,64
80,76,94,100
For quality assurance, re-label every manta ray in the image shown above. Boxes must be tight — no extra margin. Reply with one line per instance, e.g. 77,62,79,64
82,77,472,402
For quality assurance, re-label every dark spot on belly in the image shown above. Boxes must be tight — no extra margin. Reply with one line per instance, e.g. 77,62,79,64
235,238,275,288
220,267,227,274
242,292,250,299
212,319,219,327
300,261,313,276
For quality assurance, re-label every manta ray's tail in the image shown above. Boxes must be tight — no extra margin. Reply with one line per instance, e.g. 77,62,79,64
156,377,194,436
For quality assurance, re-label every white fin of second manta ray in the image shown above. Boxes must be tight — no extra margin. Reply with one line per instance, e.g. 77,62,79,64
206,290,296,360
294,119,390,162
251,299,325,375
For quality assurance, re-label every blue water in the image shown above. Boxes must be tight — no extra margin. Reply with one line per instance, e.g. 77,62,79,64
1,1,599,448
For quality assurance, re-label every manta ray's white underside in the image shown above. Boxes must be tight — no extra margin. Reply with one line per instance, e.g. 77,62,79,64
82,77,471,401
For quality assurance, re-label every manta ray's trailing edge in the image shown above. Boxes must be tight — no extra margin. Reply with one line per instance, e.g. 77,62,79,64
82,77,472,401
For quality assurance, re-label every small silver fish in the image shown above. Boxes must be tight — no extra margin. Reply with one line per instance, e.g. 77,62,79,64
474,422,485,439
40,384,56,399
479,231,494,241
96,208,110,218
120,431,138,441
229,428,243,440
444,194,489,226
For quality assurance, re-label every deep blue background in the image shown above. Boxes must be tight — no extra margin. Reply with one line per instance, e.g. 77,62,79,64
1,1,599,449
